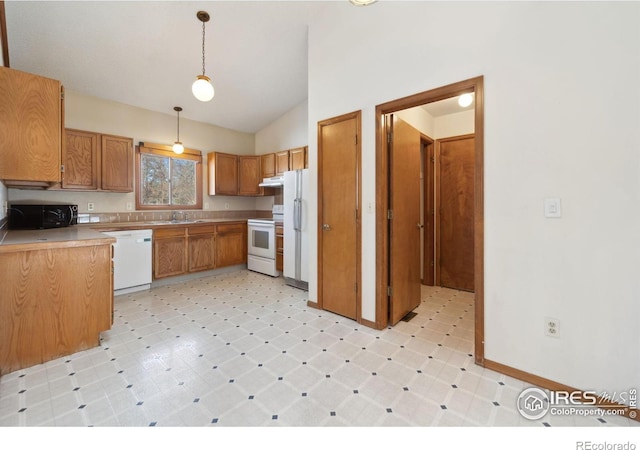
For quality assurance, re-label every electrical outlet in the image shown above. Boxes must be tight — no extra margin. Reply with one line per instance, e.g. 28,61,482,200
225,202,230,210
204,203,209,210
87,202,95,212
2,201,7,215
126,202,133,211
545,317,560,338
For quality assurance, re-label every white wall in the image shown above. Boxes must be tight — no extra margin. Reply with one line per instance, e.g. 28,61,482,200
255,100,308,155
307,2,640,396
254,100,309,210
8,90,257,213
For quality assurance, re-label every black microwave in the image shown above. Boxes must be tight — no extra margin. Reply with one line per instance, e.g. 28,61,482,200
8,202,78,230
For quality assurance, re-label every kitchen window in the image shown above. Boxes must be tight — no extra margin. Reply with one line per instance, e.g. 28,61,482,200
135,142,203,210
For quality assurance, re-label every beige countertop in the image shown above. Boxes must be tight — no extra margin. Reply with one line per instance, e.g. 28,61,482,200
0,227,115,253
0,218,250,253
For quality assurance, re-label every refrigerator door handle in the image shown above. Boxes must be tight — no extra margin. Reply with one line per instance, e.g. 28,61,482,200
294,198,301,231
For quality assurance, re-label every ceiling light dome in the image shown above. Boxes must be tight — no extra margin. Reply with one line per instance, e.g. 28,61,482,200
192,75,214,102
349,0,377,5
458,93,474,108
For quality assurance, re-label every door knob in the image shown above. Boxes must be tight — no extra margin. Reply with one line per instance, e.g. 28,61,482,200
322,224,331,231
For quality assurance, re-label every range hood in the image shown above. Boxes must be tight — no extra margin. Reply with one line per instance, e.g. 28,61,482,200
258,175,285,187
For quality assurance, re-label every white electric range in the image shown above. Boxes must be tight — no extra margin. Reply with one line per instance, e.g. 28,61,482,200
247,205,283,276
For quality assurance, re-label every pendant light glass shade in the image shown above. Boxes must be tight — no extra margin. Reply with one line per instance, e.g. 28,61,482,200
172,142,184,154
172,106,184,154
192,75,214,102
349,0,377,5
458,93,474,108
193,11,214,102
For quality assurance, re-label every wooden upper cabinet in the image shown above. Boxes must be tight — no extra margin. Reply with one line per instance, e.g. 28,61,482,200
0,66,63,186
275,150,290,175
62,129,133,192
261,153,275,178
208,152,238,195
238,155,262,196
63,129,99,190
101,134,134,192
289,146,308,170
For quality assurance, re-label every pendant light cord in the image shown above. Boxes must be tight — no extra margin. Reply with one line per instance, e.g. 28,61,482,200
176,109,180,141
201,21,206,76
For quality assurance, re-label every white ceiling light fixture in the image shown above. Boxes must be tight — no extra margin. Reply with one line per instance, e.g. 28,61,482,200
172,106,185,155
349,0,377,5
458,93,474,108
192,11,214,102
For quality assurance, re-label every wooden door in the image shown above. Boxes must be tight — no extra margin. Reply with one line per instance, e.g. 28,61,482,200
437,135,475,291
319,113,359,320
422,137,435,286
63,129,99,190
101,134,133,192
238,155,261,196
388,115,422,325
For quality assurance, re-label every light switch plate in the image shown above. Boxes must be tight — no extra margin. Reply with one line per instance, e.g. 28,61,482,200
544,198,562,218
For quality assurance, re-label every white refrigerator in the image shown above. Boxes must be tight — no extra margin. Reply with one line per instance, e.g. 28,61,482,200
283,169,309,290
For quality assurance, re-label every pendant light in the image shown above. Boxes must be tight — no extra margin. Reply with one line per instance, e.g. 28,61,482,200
192,11,214,102
172,106,184,155
349,0,377,5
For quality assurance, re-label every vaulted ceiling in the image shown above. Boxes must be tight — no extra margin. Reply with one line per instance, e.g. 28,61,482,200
5,1,336,134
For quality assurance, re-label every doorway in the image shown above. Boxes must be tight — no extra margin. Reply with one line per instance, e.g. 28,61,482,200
375,76,485,364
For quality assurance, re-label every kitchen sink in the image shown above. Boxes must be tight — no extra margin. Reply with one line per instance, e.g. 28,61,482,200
146,220,205,225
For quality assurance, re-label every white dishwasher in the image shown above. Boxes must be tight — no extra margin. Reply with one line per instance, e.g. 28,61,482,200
104,229,153,295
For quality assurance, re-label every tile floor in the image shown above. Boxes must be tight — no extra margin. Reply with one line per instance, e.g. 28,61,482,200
0,269,636,427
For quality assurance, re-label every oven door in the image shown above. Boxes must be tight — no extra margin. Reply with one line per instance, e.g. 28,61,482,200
248,221,275,259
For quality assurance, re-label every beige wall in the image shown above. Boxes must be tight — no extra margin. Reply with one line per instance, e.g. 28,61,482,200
8,90,257,214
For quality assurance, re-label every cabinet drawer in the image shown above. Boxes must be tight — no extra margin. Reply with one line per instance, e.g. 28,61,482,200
154,227,186,238
188,224,215,235
276,235,283,252
275,225,284,235
216,223,246,234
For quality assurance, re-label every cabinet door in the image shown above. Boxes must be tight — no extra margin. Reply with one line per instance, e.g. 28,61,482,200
289,147,307,171
261,153,275,178
63,129,99,190
276,224,284,272
0,66,62,184
101,134,133,192
208,152,238,195
275,151,290,175
153,230,187,279
238,155,262,196
188,234,216,272
216,223,247,268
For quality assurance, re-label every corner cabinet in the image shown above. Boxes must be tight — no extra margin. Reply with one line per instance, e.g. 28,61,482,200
0,66,63,187
61,129,133,192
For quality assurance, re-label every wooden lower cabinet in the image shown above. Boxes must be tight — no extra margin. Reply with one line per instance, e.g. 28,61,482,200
153,227,187,279
276,224,284,272
0,243,113,376
216,223,247,267
188,225,216,273
153,222,247,280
